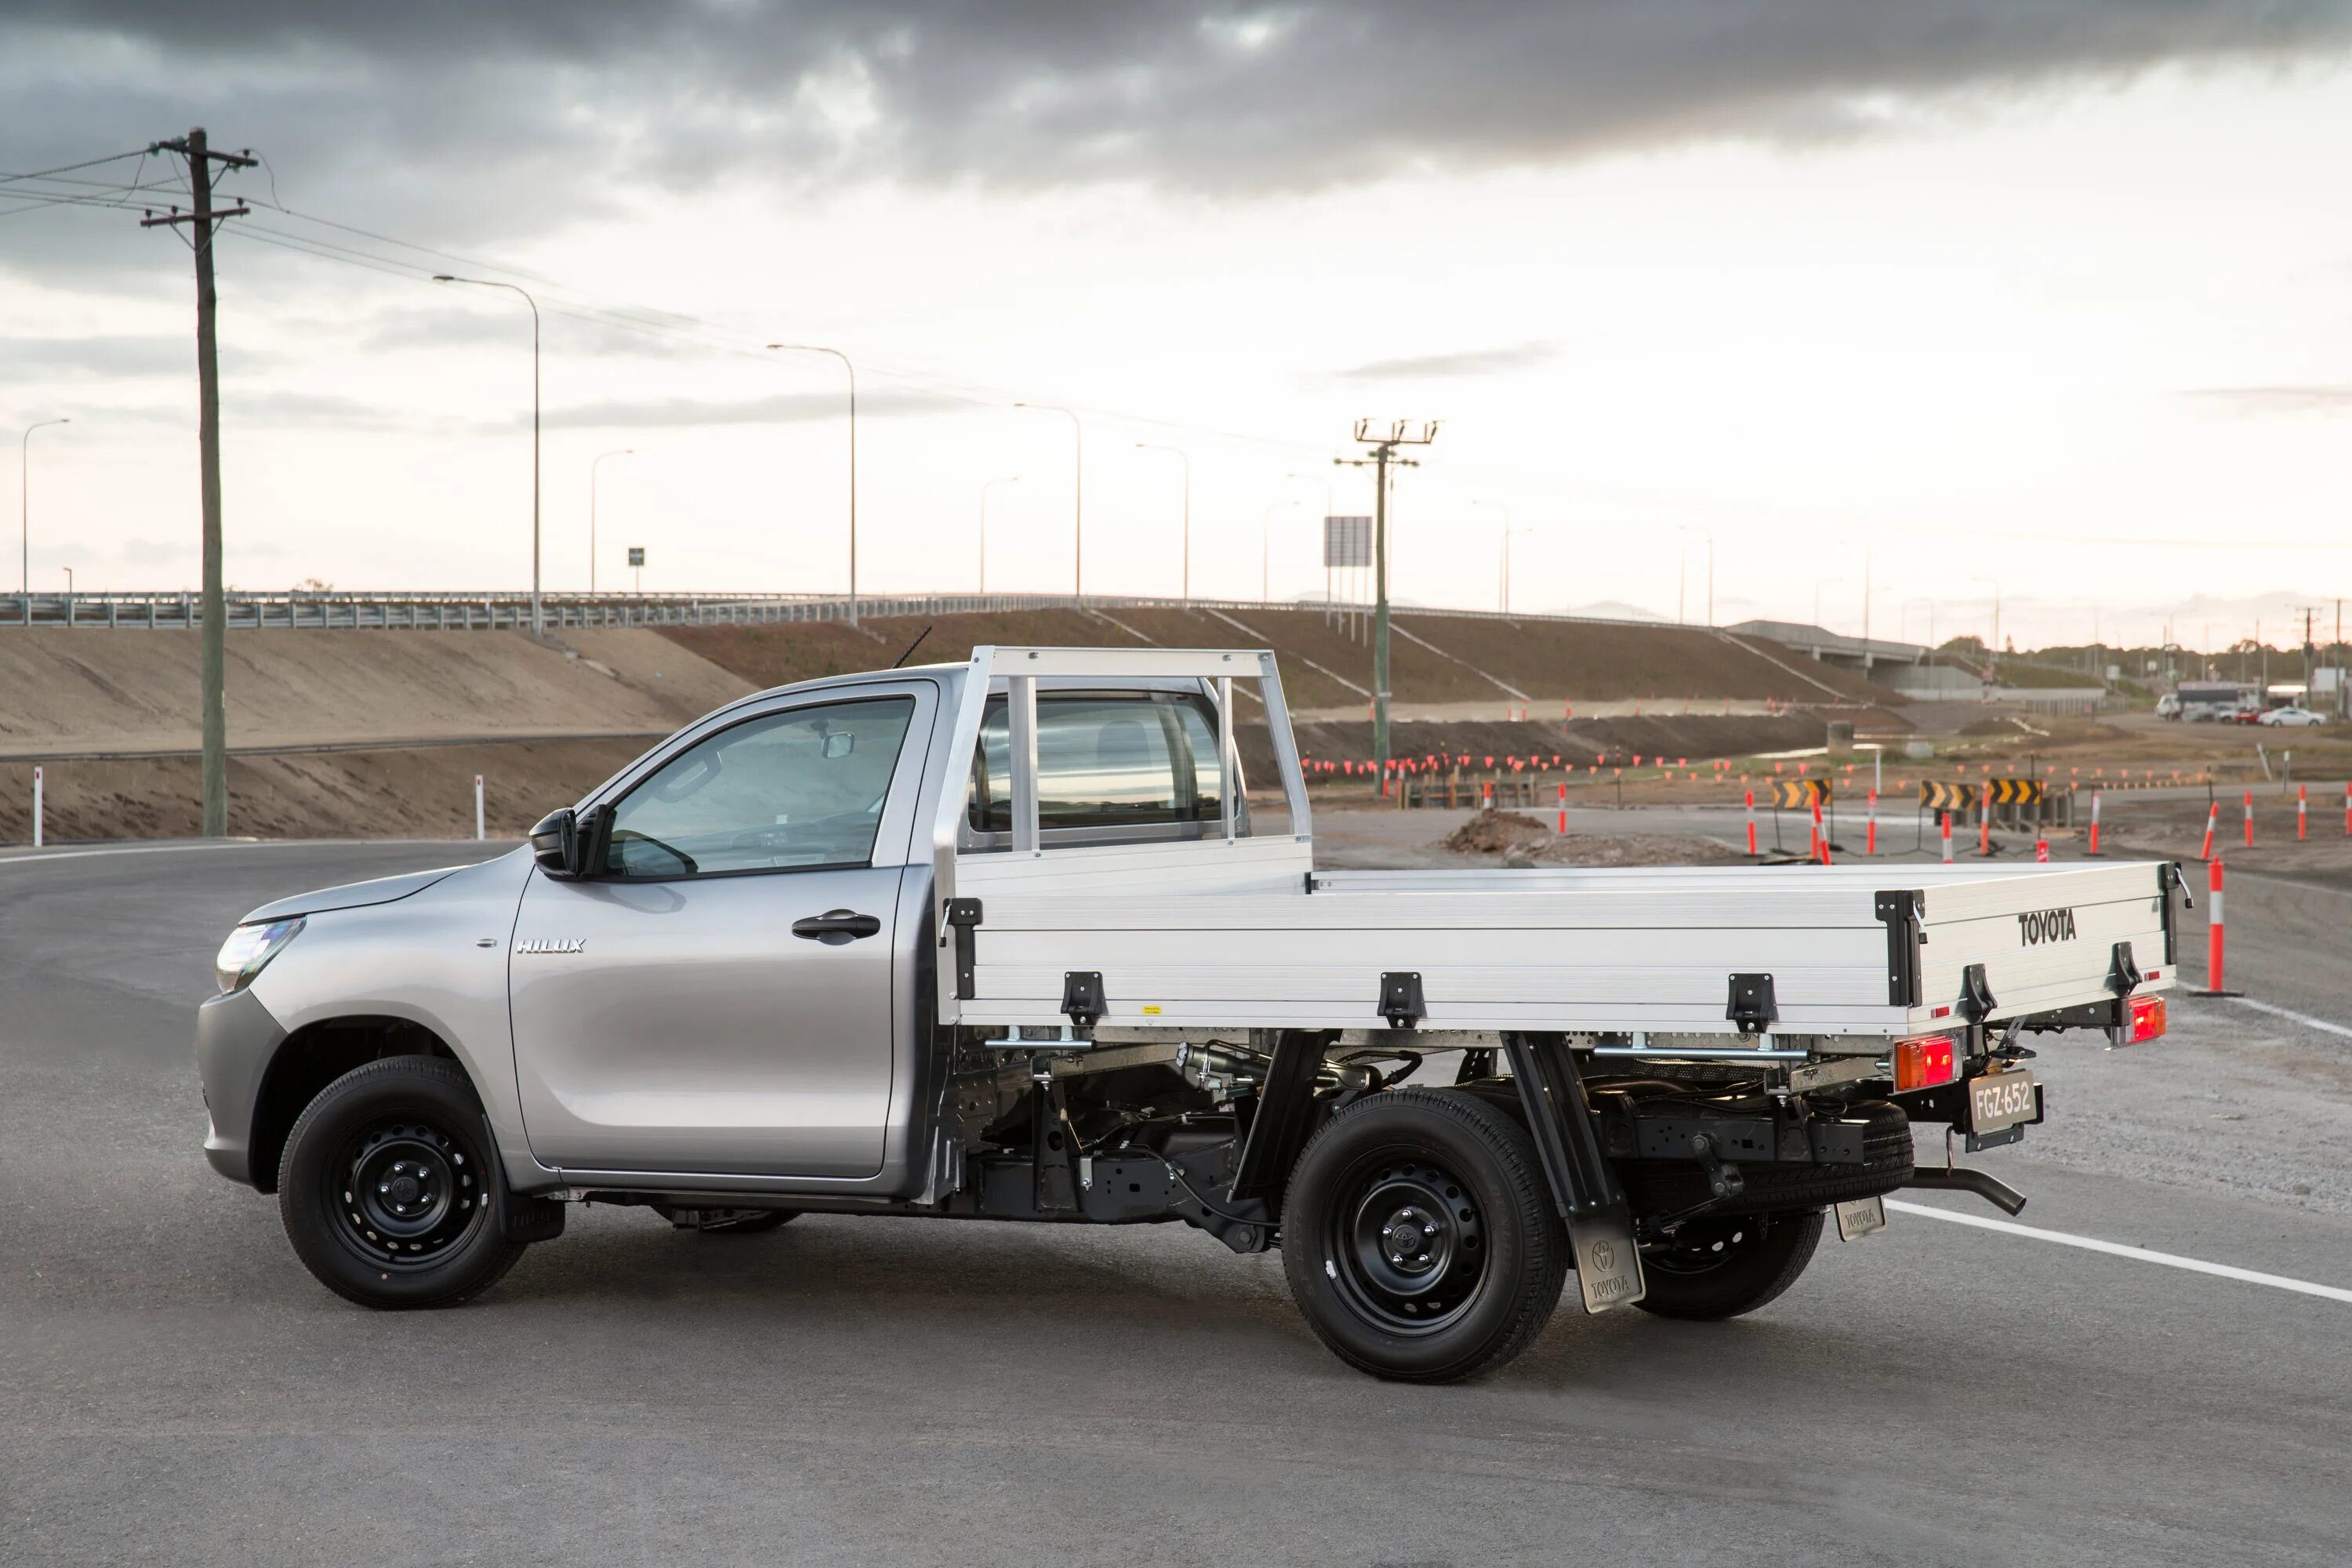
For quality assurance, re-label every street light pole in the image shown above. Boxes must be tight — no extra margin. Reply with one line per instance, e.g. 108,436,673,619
590,448,633,593
1973,575,2002,669
1016,403,1083,598
1472,501,1514,612
1134,443,1190,601
1261,499,1298,604
979,475,1019,594
765,343,857,622
20,416,69,599
434,275,541,635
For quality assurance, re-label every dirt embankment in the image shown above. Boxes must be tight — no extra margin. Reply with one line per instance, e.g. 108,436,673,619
0,738,652,842
0,628,753,757
655,606,1911,715
1439,808,1746,867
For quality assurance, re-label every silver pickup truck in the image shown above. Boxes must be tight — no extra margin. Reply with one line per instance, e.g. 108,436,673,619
197,645,2180,1381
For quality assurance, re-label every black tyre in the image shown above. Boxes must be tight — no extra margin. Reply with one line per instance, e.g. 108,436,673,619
278,1055,528,1309
1281,1088,1568,1384
1633,1207,1824,1321
655,1206,800,1234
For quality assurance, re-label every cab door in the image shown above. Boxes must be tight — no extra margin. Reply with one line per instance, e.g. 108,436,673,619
508,684,934,1178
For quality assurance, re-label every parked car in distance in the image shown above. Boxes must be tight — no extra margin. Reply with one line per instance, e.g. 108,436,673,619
2257,706,2326,727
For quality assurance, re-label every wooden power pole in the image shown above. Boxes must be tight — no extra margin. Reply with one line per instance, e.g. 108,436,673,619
1337,419,1439,771
143,128,253,837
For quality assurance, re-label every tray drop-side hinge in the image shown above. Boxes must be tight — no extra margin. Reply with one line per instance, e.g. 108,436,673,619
1873,889,1925,1007
944,898,983,1000
2107,940,2142,996
1726,972,1778,1035
1060,970,1106,1029
1378,971,1426,1030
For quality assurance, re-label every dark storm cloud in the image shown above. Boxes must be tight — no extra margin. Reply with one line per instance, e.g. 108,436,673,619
5,2,2349,252
1338,342,1559,381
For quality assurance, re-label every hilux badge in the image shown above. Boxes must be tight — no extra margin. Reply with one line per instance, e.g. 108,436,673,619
515,937,586,955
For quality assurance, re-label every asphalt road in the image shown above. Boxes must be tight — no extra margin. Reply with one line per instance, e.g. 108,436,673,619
5,840,2351,1566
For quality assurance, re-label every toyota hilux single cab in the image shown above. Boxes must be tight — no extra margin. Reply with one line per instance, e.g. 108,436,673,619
197,644,2180,1381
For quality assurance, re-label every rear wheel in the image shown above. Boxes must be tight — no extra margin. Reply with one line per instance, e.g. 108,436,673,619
278,1055,528,1309
1282,1089,1567,1383
1633,1207,1823,1321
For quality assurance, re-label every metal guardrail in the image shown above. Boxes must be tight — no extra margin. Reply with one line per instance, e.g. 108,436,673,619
0,589,1700,634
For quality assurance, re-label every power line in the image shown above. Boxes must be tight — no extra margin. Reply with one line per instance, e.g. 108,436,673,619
0,148,151,187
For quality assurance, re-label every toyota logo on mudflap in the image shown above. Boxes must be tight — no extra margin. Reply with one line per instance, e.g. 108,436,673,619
1590,1240,1617,1273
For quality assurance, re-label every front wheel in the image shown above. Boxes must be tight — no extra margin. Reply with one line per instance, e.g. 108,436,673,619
277,1055,528,1309
1632,1207,1824,1321
1282,1089,1567,1383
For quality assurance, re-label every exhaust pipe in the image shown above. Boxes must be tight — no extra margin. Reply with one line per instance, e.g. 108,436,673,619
1901,1165,2027,1216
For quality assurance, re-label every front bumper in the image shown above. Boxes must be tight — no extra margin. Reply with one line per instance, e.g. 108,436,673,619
194,986,287,1186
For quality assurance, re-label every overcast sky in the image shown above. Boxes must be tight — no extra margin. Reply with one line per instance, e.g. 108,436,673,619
6,2,2352,651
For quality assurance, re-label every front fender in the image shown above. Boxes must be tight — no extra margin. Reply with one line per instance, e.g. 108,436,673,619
241,848,550,1189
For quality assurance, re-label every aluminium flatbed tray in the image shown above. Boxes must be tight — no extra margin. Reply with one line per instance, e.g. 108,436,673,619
946,843,2176,1039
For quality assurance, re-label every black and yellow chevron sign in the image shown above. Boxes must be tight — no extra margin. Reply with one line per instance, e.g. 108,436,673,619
1984,778,2044,806
1771,779,1831,808
1919,780,1977,811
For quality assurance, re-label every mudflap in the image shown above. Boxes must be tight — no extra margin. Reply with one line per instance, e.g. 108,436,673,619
1503,1032,1648,1313
1567,1207,1645,1313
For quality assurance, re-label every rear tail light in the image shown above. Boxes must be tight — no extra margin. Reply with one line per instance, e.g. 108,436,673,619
2128,995,2165,1044
1893,1033,1958,1093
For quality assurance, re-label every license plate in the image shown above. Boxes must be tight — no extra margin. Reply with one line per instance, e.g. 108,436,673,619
1835,1196,1886,1241
1968,1069,2040,1134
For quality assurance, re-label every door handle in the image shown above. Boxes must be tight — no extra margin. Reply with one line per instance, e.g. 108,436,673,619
792,909,882,940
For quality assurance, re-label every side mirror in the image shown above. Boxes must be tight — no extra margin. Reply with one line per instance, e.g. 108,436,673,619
530,808,580,878
529,804,615,879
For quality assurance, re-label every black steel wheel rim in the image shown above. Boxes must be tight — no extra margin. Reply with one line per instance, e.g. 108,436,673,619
328,1117,488,1269
1642,1215,1760,1276
1324,1149,1487,1336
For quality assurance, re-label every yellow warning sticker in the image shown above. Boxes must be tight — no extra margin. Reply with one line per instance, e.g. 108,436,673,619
1141,1004,1163,1016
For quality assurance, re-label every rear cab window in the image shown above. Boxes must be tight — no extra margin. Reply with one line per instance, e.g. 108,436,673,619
965,687,1247,847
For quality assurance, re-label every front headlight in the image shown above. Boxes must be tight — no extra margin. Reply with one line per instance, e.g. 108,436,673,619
214,916,305,994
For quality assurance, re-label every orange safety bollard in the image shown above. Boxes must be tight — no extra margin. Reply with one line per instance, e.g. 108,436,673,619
2297,783,2307,840
1978,802,1991,857
1744,789,1758,855
1940,810,1954,863
2087,790,2102,856
1811,800,1831,865
2244,788,2254,848
2199,800,2218,861
1866,789,1878,855
2192,858,2241,996
1557,782,1567,835
2035,837,2049,862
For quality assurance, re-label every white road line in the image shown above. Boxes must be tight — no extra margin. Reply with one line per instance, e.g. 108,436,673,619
1885,1200,2352,1305
2228,996,2352,1041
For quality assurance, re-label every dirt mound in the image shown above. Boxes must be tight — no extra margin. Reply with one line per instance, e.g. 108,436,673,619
1442,808,1555,853
1438,808,1747,867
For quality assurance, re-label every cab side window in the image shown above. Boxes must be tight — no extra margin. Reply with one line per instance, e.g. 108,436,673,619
606,696,915,877
967,691,1237,840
